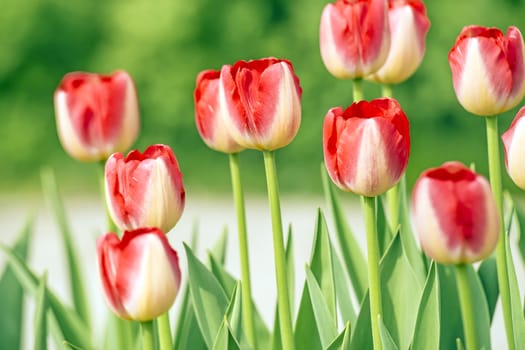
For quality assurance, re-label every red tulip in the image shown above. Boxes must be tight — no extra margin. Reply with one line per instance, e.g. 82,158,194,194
449,25,525,116
320,0,390,79
97,227,181,321
54,70,140,162
412,161,499,264
194,69,244,153
323,97,410,196
367,0,430,84
219,57,302,151
105,144,185,233
502,106,525,189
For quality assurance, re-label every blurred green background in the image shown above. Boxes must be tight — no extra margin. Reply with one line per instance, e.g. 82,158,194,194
2,0,525,196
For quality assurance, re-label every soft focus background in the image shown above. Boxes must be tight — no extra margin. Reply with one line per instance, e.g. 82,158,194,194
2,0,525,196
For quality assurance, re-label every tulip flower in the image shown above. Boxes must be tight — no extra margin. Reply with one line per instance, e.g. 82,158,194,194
448,25,525,116
97,227,181,321
105,144,185,233
194,69,244,153
412,161,499,264
323,97,410,196
54,70,140,162
219,57,302,151
367,0,430,84
320,0,390,80
502,106,525,190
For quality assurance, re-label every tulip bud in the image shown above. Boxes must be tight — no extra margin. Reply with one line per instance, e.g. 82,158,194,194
502,106,525,189
367,0,430,84
323,97,410,196
54,70,140,162
97,227,181,321
194,69,244,153
320,0,390,79
105,144,185,233
412,161,499,264
448,25,525,116
219,57,302,151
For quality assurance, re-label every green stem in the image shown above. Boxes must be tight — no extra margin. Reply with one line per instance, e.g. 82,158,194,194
381,84,393,98
386,179,400,234
228,153,257,349
485,116,515,350
455,265,478,350
262,151,295,350
157,313,172,350
140,321,155,350
352,78,364,102
361,196,382,350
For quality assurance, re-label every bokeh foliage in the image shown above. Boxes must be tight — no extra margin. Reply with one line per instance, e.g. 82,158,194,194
2,0,525,195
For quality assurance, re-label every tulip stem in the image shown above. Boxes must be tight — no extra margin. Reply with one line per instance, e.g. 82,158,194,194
361,195,382,350
157,313,173,350
381,84,393,98
140,321,155,350
263,150,295,350
485,115,515,350
353,78,364,102
455,264,478,350
229,153,257,350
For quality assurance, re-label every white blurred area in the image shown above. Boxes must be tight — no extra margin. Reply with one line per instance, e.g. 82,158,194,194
0,192,523,349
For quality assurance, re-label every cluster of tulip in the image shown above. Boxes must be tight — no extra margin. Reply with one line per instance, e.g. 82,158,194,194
8,0,524,349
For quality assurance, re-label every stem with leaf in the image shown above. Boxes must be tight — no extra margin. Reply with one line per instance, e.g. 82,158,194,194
455,264,478,350
362,195,382,350
485,115,515,350
140,321,155,350
157,313,173,350
263,150,295,350
229,152,257,349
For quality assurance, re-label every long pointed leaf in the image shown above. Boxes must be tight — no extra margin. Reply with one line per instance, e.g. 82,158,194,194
326,322,351,350
477,256,499,322
411,262,440,350
321,164,367,301
305,266,338,349
41,169,90,326
184,243,229,349
34,272,48,350
332,247,356,326
378,315,399,350
0,243,93,349
0,218,32,349
505,234,525,349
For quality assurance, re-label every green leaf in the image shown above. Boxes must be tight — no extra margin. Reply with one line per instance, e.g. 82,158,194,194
305,266,338,349
504,234,525,349
0,218,32,350
377,197,393,257
172,286,207,350
378,315,399,350
350,234,422,350
437,264,491,350
210,226,229,266
326,322,351,350
184,243,229,349
212,317,242,350
411,262,440,350
209,253,236,296
207,253,271,350
321,164,367,301
516,201,525,265
34,272,48,350
456,338,465,350
41,168,90,327
397,176,427,284
333,247,356,326
0,243,93,349
103,314,139,350
477,256,499,322
294,210,338,349
309,210,336,319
